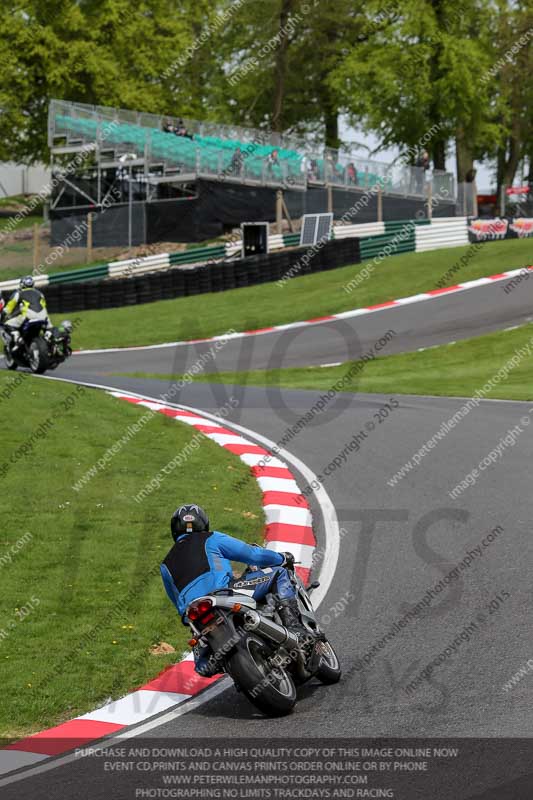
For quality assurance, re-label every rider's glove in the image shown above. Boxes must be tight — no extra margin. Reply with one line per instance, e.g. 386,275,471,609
280,551,296,570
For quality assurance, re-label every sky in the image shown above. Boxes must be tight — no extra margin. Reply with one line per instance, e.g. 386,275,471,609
340,118,496,192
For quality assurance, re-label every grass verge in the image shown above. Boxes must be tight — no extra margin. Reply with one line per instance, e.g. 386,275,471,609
119,323,533,402
0,215,43,234
0,374,262,741
0,248,119,284
64,238,532,350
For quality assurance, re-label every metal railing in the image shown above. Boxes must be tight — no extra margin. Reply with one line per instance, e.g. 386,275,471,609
315,148,455,200
49,100,455,199
456,183,477,216
49,99,310,155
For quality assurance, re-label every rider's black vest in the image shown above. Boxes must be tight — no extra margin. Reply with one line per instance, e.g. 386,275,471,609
19,288,46,313
163,531,212,592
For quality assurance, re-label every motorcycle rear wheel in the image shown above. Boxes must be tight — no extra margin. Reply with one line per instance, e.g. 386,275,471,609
227,633,296,716
4,347,17,370
29,338,50,374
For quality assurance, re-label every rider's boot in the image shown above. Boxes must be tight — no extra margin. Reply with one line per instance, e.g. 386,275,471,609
278,598,308,637
193,641,220,678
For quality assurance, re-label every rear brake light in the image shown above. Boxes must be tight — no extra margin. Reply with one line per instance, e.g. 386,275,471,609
187,599,213,621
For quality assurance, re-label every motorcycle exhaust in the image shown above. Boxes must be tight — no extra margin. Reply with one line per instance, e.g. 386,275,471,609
242,610,300,651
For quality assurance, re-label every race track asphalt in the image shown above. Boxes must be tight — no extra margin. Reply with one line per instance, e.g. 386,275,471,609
2,282,533,798
69,276,533,375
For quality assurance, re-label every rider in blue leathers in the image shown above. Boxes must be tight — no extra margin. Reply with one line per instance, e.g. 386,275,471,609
160,504,304,675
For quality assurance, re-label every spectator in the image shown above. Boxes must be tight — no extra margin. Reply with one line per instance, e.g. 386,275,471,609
325,152,334,181
230,146,244,176
308,158,318,181
266,148,280,179
346,162,358,185
414,149,430,194
416,150,430,171
325,152,342,183
163,118,176,134
175,119,193,140
465,167,477,183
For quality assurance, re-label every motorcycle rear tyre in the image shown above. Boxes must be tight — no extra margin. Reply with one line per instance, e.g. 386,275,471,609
4,346,17,370
29,338,50,374
227,633,296,716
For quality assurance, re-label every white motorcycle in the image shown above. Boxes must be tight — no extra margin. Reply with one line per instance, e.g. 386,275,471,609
186,566,341,716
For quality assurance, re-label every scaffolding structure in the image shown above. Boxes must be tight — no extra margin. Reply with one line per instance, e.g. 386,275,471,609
48,100,455,213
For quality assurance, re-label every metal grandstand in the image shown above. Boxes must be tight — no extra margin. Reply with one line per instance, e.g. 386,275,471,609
48,99,454,211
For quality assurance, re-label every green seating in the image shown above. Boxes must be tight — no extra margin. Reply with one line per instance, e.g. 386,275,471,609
55,112,305,186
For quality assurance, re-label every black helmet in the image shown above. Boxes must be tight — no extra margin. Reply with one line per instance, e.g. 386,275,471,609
171,504,209,540
20,275,35,289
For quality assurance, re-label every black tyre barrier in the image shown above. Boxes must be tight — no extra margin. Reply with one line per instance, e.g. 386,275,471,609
170,269,186,295
273,252,291,281
234,260,251,288
222,262,236,291
198,268,212,294
207,265,224,293
184,268,201,296
58,284,78,312
136,274,153,303
313,245,325,272
110,281,124,306
160,272,174,300
259,259,274,284
287,248,307,278
99,282,113,309
326,240,346,269
86,283,101,308
44,237,363,313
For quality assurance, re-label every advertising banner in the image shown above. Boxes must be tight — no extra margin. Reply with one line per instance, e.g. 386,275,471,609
467,217,533,242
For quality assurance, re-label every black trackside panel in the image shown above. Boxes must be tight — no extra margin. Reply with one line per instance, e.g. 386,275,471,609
163,531,212,593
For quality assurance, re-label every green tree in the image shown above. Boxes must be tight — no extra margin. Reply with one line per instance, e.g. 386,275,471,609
210,0,305,134
488,1,533,193
212,0,386,147
329,0,496,174
0,0,220,163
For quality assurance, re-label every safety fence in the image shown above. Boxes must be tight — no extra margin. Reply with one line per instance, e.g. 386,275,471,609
42,238,361,313
1,217,530,305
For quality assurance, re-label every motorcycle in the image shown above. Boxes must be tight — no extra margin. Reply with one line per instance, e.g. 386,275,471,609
186,566,341,716
1,318,73,374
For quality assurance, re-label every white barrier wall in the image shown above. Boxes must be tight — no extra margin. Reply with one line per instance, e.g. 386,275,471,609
108,253,172,278
333,222,385,239
415,217,469,252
